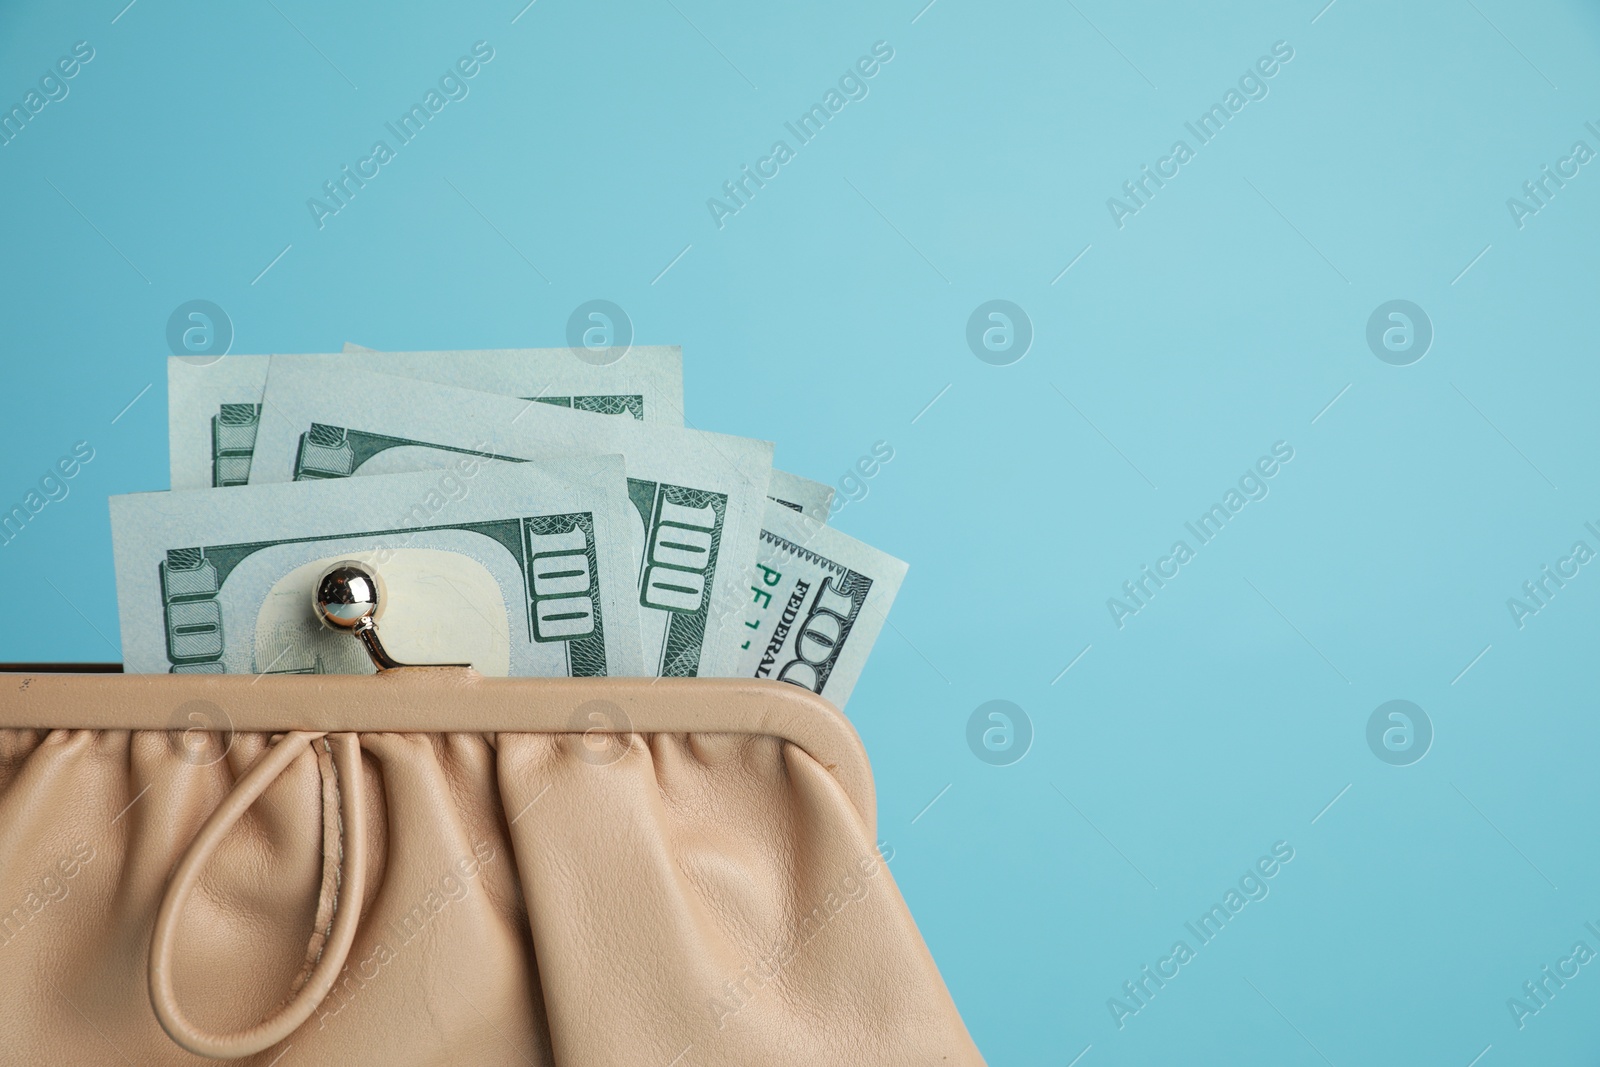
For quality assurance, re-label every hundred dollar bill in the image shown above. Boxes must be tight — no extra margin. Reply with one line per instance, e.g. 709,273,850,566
768,469,834,523
249,356,773,678
111,457,645,677
349,342,831,524
336,343,685,421
736,502,907,709
168,345,684,490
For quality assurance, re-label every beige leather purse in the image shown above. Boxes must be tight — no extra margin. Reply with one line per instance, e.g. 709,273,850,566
0,669,985,1065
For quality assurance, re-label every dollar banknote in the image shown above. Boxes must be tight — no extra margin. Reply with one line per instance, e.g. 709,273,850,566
112,457,645,677
345,343,831,523
168,345,684,490
335,343,685,421
247,356,773,678
768,469,835,522
736,502,907,709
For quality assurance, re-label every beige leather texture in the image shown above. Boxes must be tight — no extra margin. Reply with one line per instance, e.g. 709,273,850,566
0,671,985,1065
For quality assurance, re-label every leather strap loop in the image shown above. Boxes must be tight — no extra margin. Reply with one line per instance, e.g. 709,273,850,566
150,731,368,1060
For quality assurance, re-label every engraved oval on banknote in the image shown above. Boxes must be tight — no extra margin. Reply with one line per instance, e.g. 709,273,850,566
565,299,633,366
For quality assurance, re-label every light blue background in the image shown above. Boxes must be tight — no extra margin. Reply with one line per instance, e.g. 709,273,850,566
3,1,1598,1063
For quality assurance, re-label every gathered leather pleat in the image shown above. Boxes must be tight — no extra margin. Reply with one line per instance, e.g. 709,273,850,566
0,728,983,1067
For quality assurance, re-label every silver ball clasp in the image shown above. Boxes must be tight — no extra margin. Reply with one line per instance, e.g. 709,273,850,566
314,563,385,632
312,561,410,671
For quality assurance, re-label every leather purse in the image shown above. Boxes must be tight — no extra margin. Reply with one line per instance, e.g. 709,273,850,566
0,668,986,1065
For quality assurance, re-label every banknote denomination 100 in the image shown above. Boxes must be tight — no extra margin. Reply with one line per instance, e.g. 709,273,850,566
736,502,908,709
112,457,645,677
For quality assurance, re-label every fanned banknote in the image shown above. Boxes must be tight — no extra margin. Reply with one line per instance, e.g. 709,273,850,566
248,356,773,678
112,457,645,677
334,343,685,421
768,469,835,523
168,346,683,490
346,343,830,523
736,502,907,709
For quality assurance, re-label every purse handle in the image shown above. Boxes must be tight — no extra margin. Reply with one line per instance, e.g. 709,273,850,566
149,731,368,1059
124,672,879,1058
